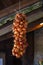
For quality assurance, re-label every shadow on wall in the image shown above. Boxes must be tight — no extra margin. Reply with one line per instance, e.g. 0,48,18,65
34,27,43,65
34,53,43,65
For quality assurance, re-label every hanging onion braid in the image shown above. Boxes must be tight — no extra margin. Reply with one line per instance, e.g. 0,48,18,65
12,13,28,58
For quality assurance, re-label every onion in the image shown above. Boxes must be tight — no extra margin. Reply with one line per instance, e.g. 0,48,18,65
12,13,28,58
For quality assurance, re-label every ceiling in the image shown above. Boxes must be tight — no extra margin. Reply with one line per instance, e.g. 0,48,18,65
0,0,21,10
0,0,39,11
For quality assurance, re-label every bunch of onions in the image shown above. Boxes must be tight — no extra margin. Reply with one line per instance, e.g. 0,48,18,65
12,13,28,58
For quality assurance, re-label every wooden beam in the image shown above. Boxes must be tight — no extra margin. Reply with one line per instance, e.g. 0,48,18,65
0,32,13,41
28,24,43,32
0,1,42,27
0,18,43,41
0,10,43,36
0,0,38,18
28,18,43,32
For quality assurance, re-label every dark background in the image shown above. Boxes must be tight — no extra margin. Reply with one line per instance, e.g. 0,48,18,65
0,31,34,65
